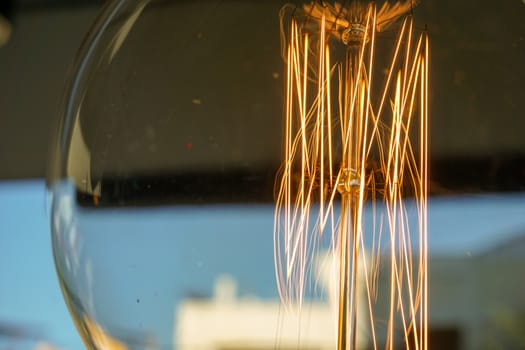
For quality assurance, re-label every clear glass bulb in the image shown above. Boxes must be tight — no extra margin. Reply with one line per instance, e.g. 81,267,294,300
50,1,520,349
48,1,291,349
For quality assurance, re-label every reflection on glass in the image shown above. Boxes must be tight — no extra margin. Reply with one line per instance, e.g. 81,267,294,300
49,1,288,347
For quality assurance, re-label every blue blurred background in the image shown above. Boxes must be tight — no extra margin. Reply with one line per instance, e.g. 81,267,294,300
2,180,525,349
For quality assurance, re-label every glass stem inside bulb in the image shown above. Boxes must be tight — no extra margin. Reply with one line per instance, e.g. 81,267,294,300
337,170,360,350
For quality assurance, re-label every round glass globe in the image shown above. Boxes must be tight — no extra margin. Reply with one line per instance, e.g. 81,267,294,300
48,1,295,349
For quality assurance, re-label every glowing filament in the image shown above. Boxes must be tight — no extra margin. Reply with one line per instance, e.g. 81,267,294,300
274,1,429,349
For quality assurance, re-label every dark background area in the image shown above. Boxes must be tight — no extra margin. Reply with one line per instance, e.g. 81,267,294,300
0,0,524,192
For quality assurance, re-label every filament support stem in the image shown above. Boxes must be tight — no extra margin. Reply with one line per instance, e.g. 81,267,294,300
337,167,360,350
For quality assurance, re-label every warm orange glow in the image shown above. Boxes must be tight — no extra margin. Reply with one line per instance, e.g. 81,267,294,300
83,316,128,350
275,1,428,349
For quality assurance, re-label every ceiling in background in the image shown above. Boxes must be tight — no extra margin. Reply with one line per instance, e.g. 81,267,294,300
0,0,524,191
